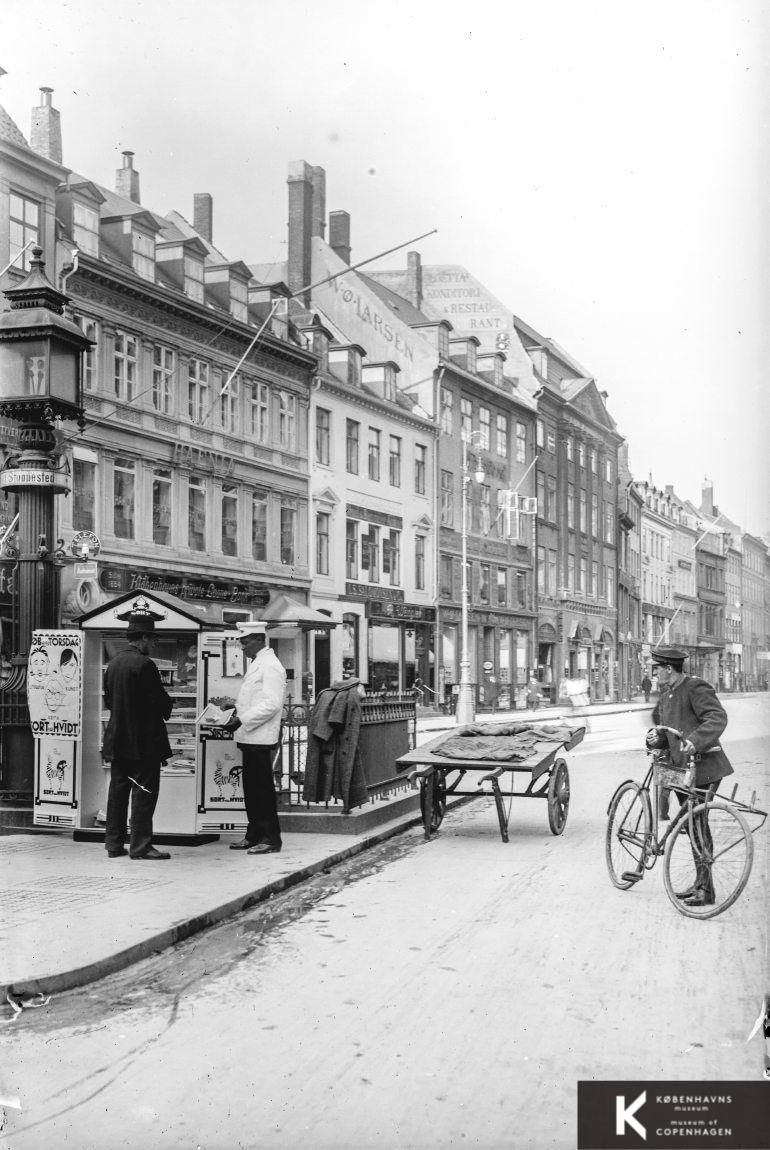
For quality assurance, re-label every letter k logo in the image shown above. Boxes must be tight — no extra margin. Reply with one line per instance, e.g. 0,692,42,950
616,1091,646,1139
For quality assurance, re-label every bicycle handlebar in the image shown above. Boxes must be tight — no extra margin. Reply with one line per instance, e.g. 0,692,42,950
655,725,683,740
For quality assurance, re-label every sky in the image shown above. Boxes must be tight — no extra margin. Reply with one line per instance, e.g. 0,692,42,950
4,0,769,536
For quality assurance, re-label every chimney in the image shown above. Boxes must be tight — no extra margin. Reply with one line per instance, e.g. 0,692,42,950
287,161,313,306
193,193,213,242
30,87,62,163
116,150,141,204
701,477,714,517
406,251,423,310
329,210,351,265
311,167,326,239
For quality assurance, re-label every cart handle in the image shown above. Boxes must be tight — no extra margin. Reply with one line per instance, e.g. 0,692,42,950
407,764,436,783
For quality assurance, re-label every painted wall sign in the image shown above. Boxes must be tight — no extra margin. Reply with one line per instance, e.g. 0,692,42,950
173,442,236,477
366,601,436,622
345,504,403,529
311,239,437,388
98,565,271,607
345,582,405,603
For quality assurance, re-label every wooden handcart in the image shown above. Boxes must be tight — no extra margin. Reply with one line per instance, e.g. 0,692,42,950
397,724,585,843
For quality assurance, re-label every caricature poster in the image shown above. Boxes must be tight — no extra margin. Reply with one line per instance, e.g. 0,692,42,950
27,630,83,739
36,738,77,805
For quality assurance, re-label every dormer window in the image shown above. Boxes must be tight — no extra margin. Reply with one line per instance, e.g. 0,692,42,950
204,262,251,322
361,361,399,402
329,345,364,388
231,278,248,323
73,201,99,256
132,229,155,281
184,255,204,303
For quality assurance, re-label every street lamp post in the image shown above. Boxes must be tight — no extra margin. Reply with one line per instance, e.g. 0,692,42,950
456,433,485,726
0,248,91,803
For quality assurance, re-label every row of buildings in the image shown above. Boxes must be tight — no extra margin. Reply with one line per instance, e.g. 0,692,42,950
1,86,768,730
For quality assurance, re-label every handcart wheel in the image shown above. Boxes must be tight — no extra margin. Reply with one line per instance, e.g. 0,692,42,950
547,759,570,835
420,770,447,833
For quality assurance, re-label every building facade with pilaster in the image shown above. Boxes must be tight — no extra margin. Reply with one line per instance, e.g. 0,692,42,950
1,88,321,705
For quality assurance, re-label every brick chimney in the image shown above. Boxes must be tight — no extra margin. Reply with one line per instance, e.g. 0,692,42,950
406,251,422,310
329,210,351,265
30,87,62,163
311,167,326,239
193,193,213,242
116,151,141,204
701,478,714,517
287,161,313,306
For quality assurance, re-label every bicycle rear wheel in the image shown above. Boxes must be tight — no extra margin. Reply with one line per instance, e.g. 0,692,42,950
663,801,753,919
606,781,652,889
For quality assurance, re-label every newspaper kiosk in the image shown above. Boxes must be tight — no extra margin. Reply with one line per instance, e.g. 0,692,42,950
30,588,257,840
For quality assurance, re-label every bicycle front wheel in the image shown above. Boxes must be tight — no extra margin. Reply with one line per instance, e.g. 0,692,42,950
663,801,753,919
606,781,652,889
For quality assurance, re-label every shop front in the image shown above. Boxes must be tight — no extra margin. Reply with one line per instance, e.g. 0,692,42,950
365,598,436,697
440,606,532,712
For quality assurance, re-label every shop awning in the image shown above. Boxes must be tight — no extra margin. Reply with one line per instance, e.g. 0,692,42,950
261,593,338,635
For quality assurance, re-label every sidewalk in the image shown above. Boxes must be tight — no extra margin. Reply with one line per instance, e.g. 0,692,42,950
0,696,653,1002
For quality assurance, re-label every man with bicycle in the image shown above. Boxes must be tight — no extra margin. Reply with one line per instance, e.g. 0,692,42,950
647,646,734,907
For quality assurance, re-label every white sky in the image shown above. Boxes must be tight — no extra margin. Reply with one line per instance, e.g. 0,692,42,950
5,0,769,535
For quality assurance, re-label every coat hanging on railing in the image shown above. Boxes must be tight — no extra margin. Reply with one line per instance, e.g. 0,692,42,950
303,679,368,812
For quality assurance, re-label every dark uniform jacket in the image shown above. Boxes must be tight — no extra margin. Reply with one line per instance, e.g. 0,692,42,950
102,647,173,763
303,679,368,813
652,674,733,787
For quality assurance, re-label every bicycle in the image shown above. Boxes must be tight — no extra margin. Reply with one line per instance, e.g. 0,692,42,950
605,726,767,919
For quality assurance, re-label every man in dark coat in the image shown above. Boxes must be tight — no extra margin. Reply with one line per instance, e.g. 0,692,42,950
649,646,734,906
641,674,652,703
103,609,173,860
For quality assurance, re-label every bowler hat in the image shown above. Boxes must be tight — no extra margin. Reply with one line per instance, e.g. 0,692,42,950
125,613,157,637
651,646,688,669
116,596,165,637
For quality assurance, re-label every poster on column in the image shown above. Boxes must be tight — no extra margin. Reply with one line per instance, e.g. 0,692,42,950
27,630,83,740
36,737,77,805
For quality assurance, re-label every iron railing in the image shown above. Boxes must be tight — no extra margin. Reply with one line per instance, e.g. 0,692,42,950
275,691,417,809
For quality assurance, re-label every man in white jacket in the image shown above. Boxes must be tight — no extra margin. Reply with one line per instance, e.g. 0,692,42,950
229,622,287,855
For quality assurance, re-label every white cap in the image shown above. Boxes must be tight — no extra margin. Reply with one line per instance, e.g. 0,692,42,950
236,621,267,637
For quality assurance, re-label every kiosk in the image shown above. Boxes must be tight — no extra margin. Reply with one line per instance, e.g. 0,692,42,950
31,589,260,840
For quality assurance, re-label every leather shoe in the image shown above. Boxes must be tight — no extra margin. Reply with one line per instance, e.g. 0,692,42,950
107,848,128,858
247,843,281,855
131,847,171,860
674,884,698,900
683,887,715,907
229,839,254,851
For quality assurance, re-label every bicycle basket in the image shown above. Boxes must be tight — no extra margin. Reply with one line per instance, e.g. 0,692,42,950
656,763,688,790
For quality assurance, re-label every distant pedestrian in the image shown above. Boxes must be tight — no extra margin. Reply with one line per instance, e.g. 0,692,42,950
526,680,541,711
103,605,173,861
228,623,287,856
641,674,652,703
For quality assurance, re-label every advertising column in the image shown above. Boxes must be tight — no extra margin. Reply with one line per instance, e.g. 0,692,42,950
29,630,83,829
